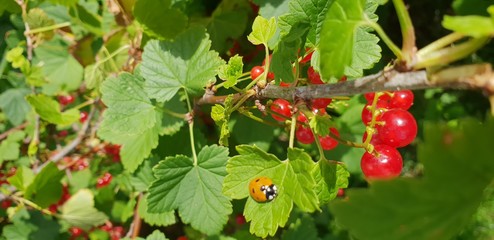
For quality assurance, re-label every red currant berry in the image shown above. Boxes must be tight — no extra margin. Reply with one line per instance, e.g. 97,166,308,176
311,98,332,109
79,111,88,123
361,104,373,125
307,67,324,84
250,66,264,80
1,200,12,209
267,71,275,80
96,173,113,188
235,214,246,225
362,131,382,145
319,128,339,150
364,92,391,106
389,90,414,110
375,109,417,148
300,50,313,64
296,126,315,144
110,226,124,240
177,236,188,240
279,81,291,87
337,188,345,197
297,112,308,123
69,227,85,238
339,75,347,82
270,99,292,121
361,145,403,179
58,95,75,105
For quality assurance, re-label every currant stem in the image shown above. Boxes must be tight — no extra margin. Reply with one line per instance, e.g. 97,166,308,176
288,114,297,149
184,90,198,166
416,32,464,58
11,195,58,217
27,22,71,34
366,21,404,61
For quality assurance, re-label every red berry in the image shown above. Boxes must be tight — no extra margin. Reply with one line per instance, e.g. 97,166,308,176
364,92,391,106
250,66,264,80
96,173,113,188
69,227,85,238
337,188,345,197
389,90,414,110
79,111,88,123
279,81,291,87
177,236,188,240
361,104,373,125
375,109,417,148
110,226,124,240
361,145,403,179
48,204,58,213
307,67,324,84
1,200,12,209
339,75,347,82
58,95,75,105
70,158,89,171
270,99,292,121
235,214,246,225
311,98,332,109
297,112,308,123
319,128,339,150
300,50,313,64
296,126,315,144
104,144,121,162
57,130,69,138
267,71,275,80
100,222,113,232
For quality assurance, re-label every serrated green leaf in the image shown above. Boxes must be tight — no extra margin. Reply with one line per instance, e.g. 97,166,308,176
248,16,277,45
319,0,381,80
6,47,28,70
131,157,158,192
442,15,494,38
309,113,332,136
0,131,24,164
25,8,55,41
68,4,103,35
0,0,21,16
312,160,349,204
29,211,61,240
218,55,244,88
211,95,234,146
452,0,493,16
231,114,275,151
60,189,108,230
146,230,169,240
147,145,232,235
330,118,494,240
26,94,80,126
223,146,318,237
2,221,35,240
99,73,158,135
34,38,83,94
134,0,187,39
0,88,31,125
48,0,77,6
84,64,104,90
7,166,34,191
271,38,300,83
68,169,92,191
25,162,64,208
141,27,224,102
138,195,176,227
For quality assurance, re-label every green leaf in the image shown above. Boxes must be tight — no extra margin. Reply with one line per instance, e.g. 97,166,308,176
84,64,104,90
68,169,92,191
312,160,349,204
2,221,35,240
217,55,244,89
330,118,494,240
0,88,31,125
0,131,24,164
134,0,188,39
68,4,103,35
248,16,277,45
34,38,83,94
147,145,232,235
98,73,161,172
26,94,80,126
319,0,381,80
211,95,234,146
309,113,332,136
60,189,108,230
131,157,158,192
138,195,176,227
231,114,275,151
452,0,493,16
0,0,21,16
6,47,29,70
48,0,78,6
442,15,494,38
7,165,34,191
223,146,318,237
271,38,300,83
25,162,64,207
141,27,224,102
146,230,169,240
161,94,186,135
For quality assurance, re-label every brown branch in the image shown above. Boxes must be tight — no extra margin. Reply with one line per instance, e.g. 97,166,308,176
128,194,143,239
258,64,494,100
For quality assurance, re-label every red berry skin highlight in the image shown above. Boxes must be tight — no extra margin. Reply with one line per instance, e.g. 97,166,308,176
361,144,403,179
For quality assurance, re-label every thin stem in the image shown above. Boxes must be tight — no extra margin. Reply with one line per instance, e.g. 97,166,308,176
417,32,464,58
72,98,96,110
288,114,297,149
366,21,404,60
162,108,187,119
27,22,71,34
11,195,58,217
184,90,198,166
94,45,130,69
101,46,120,72
238,109,284,128
129,194,143,239
392,0,416,63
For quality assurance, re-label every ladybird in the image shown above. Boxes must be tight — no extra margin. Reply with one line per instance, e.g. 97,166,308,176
249,177,277,202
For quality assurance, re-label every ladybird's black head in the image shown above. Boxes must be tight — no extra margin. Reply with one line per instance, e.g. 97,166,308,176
264,184,277,201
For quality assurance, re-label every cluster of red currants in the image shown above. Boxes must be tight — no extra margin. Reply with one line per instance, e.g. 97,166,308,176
360,90,417,179
69,222,124,240
57,94,88,123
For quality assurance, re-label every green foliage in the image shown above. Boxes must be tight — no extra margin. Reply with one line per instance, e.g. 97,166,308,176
60,189,108,230
0,131,24,164
248,16,277,46
26,94,80,125
218,55,244,89
223,146,331,237
141,27,224,102
319,0,381,81
24,163,64,208
330,119,494,240
0,88,31,125
211,95,234,146
147,145,232,235
134,0,188,40
442,13,494,38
